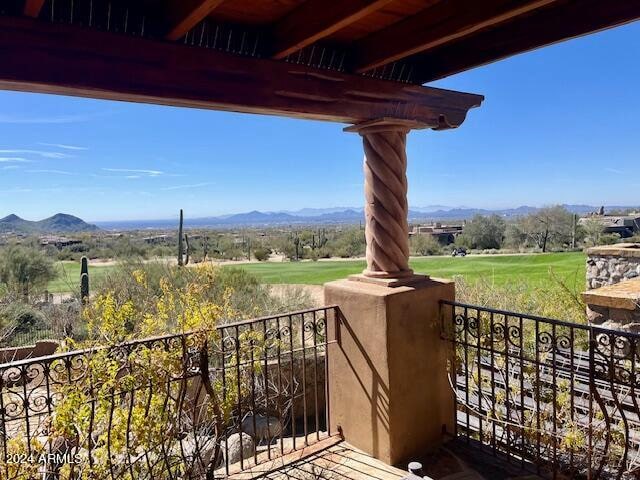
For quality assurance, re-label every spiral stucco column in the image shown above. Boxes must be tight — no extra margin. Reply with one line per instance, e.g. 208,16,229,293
346,119,424,279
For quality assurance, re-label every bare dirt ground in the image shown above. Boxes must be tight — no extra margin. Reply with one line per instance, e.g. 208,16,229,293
270,284,324,307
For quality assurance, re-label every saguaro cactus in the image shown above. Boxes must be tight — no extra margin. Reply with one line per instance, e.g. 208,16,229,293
81,256,89,277
80,256,90,304
293,234,300,261
184,234,190,265
178,209,184,266
81,273,90,305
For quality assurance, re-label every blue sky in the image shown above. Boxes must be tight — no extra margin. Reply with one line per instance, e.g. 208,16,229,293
0,22,639,222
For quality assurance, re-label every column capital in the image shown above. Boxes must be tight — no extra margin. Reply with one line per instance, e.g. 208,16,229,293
344,117,433,135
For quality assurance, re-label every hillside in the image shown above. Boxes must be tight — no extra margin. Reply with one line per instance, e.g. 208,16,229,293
0,213,100,234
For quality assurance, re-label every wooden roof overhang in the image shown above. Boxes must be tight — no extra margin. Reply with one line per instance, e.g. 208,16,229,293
1,0,640,128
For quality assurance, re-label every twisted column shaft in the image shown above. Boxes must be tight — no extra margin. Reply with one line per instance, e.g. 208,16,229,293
360,126,412,278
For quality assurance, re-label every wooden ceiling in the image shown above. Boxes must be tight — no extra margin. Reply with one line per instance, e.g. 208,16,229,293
9,0,640,84
1,0,639,127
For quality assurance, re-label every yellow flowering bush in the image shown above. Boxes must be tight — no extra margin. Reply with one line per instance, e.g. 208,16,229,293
2,265,270,480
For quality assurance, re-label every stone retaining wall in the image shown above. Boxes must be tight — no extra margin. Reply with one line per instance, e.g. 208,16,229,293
583,278,640,332
584,244,640,331
586,243,640,289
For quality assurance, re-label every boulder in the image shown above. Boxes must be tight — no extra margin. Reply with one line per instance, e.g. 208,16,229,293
224,432,255,465
181,433,220,474
586,305,607,325
241,415,283,443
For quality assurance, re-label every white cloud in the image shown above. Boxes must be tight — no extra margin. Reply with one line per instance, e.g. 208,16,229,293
102,168,164,177
1,165,20,170
39,143,88,151
27,169,76,176
163,182,215,191
0,149,69,159
0,157,30,163
604,168,624,174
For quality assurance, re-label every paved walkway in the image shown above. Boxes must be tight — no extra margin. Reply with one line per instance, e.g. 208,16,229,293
228,437,407,479
227,437,488,480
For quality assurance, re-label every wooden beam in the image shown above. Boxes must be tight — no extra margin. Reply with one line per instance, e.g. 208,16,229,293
165,0,226,41
23,0,45,18
415,0,640,82
353,0,558,73
0,16,482,128
271,0,394,60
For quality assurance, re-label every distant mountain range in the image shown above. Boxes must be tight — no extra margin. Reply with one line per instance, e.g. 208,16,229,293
2,205,635,233
0,214,99,234
93,204,638,230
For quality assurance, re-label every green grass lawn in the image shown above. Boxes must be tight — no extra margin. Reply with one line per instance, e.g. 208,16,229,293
234,252,587,288
48,252,586,294
48,261,117,294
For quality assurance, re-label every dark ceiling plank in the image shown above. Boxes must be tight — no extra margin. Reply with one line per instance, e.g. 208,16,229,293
0,16,483,128
353,0,558,73
23,0,45,17
165,0,226,41
271,0,394,60
415,0,640,82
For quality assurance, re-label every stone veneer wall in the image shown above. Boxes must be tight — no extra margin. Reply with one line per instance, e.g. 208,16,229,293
583,278,640,332
586,244,640,289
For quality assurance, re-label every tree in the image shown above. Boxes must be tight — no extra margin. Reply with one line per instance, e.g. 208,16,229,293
410,234,442,256
581,218,605,247
520,206,574,252
458,215,506,250
331,228,366,258
253,247,270,261
503,223,527,249
0,246,56,298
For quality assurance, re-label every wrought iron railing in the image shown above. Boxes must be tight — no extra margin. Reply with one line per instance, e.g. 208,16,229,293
442,300,640,479
0,323,72,348
0,306,337,479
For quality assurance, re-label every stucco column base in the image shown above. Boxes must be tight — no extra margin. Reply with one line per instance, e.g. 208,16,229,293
349,272,430,288
325,277,455,466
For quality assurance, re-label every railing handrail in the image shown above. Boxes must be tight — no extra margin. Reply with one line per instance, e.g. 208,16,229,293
0,305,338,369
217,305,339,329
441,299,640,339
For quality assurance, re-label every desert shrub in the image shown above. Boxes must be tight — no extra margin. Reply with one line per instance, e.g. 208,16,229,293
0,301,86,346
332,228,365,258
0,303,46,333
56,250,77,261
150,245,174,258
95,261,313,321
253,247,270,261
455,269,586,324
0,246,56,298
599,233,622,245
